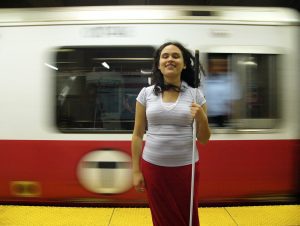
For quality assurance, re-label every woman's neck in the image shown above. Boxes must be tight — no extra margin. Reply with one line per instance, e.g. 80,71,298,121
164,78,181,87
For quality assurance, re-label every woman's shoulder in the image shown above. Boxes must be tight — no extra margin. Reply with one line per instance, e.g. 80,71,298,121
141,85,155,95
144,84,155,90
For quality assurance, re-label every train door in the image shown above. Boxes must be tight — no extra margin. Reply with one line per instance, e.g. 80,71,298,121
197,47,296,203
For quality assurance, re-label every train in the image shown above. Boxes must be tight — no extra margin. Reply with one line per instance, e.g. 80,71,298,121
0,5,299,206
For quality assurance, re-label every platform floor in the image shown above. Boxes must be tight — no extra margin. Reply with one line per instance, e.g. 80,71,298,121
0,204,299,226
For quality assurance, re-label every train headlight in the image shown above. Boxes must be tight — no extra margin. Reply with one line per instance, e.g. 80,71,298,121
77,150,132,194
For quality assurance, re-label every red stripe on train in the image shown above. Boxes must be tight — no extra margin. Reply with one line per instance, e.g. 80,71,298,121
0,139,299,205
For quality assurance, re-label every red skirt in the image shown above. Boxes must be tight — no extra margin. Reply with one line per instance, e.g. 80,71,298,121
141,159,200,226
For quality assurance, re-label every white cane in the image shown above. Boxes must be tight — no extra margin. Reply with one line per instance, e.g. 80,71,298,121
189,50,200,226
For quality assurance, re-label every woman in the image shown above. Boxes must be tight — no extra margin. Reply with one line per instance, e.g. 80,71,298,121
131,42,210,226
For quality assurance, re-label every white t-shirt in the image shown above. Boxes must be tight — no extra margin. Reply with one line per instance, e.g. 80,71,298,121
136,81,206,167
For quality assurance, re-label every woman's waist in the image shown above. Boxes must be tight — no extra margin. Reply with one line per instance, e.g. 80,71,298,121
147,124,192,135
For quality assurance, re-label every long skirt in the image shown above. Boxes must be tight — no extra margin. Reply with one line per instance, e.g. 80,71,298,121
141,159,200,226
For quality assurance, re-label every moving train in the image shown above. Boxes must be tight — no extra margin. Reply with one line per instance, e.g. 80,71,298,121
0,5,299,206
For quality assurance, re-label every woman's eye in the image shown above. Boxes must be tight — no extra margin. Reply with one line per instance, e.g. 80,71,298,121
172,53,180,58
161,53,181,59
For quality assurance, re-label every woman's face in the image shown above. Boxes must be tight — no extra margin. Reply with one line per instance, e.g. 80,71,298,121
158,44,186,80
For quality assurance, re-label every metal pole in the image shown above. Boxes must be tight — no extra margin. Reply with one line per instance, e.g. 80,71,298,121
189,50,199,226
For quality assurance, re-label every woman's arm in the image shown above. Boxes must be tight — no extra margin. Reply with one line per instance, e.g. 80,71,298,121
131,101,146,191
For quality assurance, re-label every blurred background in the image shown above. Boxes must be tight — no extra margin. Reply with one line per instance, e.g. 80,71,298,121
0,0,299,209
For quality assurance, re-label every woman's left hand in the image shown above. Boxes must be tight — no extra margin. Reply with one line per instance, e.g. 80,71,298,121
190,102,206,122
190,102,211,144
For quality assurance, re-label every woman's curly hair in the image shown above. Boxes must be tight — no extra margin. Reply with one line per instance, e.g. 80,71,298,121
151,41,200,95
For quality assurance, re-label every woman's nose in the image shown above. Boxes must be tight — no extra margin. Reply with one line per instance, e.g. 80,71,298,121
166,56,175,61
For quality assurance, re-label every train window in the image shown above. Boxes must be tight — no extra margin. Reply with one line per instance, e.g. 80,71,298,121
55,46,154,133
204,53,279,130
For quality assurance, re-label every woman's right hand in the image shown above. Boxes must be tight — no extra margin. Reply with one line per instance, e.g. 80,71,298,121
133,171,145,192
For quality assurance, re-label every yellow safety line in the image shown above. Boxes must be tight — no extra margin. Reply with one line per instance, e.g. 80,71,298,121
0,205,299,226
